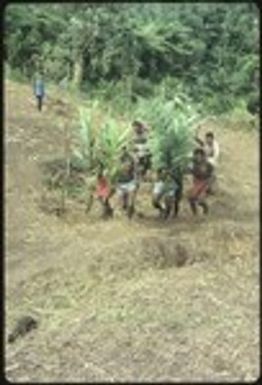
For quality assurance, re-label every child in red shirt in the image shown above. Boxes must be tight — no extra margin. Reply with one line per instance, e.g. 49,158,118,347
95,167,114,219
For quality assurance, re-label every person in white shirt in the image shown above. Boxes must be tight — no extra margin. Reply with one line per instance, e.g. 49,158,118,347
195,131,220,194
204,132,220,167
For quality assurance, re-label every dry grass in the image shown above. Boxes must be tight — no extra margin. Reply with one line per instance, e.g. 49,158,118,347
4,79,259,382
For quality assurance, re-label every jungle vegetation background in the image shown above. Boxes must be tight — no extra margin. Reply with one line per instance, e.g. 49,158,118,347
4,2,259,115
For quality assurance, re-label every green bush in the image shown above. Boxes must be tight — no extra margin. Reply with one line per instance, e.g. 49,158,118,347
8,67,28,83
131,77,156,99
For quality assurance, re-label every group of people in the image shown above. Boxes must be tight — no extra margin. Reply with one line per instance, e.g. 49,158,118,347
95,120,220,220
32,75,220,220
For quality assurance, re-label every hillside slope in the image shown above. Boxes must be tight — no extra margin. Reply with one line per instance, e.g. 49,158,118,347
5,80,259,382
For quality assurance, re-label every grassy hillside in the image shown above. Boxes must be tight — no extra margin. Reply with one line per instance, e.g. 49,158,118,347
5,80,259,382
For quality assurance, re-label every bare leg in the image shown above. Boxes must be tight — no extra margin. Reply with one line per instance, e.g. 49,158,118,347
117,189,127,211
173,186,182,217
164,196,173,219
198,200,209,214
207,175,216,195
173,199,180,218
152,196,164,217
85,193,94,214
189,198,198,215
104,198,114,218
97,197,108,218
37,96,43,111
127,190,136,219
122,193,128,210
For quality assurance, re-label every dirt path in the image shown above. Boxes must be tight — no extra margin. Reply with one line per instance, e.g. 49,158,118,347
4,80,259,382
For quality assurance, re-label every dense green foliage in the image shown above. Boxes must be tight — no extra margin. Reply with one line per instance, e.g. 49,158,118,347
135,94,199,170
74,93,200,179
5,3,259,114
74,103,132,182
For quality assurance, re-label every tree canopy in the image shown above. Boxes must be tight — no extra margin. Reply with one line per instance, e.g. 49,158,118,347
4,3,259,113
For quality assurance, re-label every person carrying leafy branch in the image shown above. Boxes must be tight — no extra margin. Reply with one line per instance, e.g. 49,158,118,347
95,164,114,219
195,131,219,194
187,148,214,215
152,168,166,218
195,131,220,167
171,165,184,218
152,168,178,220
132,120,151,179
115,148,138,219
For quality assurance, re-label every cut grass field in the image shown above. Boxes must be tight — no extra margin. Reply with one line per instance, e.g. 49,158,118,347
4,79,259,382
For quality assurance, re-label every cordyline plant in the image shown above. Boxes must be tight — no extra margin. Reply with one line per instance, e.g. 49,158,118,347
74,103,132,183
97,115,132,183
135,94,201,170
73,102,100,171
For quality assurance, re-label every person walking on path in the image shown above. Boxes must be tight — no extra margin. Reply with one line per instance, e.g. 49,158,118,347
34,74,45,111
